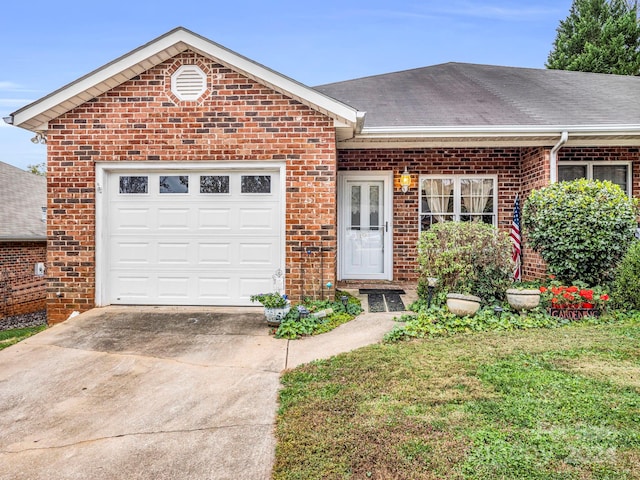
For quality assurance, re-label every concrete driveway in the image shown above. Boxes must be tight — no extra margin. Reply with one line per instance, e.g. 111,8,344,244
0,305,398,480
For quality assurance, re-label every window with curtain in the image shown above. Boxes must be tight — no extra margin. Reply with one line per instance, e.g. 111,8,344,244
558,162,631,196
420,176,496,230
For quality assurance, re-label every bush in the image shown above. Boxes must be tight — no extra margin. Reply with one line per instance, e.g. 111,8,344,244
613,240,640,309
417,221,513,303
523,179,637,284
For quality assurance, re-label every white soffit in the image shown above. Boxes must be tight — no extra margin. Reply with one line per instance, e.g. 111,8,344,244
11,27,359,132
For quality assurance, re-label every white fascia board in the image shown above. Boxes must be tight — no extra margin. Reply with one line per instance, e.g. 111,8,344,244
358,124,640,138
11,27,360,131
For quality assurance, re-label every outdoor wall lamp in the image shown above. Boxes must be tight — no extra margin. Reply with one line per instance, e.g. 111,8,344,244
400,167,412,193
30,131,47,144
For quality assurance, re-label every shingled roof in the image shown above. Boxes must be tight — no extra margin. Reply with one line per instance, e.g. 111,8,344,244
315,62,640,128
0,162,46,241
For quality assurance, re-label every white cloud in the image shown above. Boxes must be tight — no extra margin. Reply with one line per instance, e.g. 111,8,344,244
0,81,38,93
431,2,562,21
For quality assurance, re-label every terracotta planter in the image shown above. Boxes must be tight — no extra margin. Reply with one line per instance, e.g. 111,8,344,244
446,293,481,317
264,303,291,326
506,288,541,311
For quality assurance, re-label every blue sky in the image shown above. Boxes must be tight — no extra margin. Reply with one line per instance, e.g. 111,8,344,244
0,0,572,171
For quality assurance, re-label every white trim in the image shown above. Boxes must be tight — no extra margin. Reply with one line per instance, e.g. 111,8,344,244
12,27,359,131
558,160,633,197
418,174,499,230
359,124,640,137
94,161,286,307
337,171,393,281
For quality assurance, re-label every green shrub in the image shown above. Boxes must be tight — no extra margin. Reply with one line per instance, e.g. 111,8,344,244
417,221,513,303
523,179,638,284
613,240,640,309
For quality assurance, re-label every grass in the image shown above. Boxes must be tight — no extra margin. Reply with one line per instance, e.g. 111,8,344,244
274,318,640,479
0,325,46,350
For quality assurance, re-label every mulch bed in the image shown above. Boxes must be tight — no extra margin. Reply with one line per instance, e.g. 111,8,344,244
0,310,47,331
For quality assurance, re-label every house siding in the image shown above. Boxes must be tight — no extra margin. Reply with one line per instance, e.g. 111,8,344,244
0,241,47,320
46,50,336,323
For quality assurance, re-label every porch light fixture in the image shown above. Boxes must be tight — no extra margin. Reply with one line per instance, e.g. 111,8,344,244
400,167,412,193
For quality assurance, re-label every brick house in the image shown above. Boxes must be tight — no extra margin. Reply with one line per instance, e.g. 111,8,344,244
6,27,640,324
0,161,47,320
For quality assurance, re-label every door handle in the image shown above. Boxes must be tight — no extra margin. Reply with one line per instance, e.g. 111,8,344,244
385,221,388,232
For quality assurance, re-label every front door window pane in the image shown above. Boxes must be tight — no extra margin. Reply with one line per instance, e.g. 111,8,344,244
351,186,361,230
369,185,380,230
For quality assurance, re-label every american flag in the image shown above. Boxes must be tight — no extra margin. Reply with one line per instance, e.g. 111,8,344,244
510,195,522,281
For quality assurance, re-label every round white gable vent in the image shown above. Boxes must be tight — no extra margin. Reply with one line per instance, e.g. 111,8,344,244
171,65,207,101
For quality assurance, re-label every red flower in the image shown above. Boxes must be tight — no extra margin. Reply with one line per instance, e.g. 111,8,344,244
551,298,559,304
551,287,562,295
548,275,556,280
563,292,575,300
567,286,579,293
600,294,610,301
539,286,548,293
580,289,594,300
582,302,595,309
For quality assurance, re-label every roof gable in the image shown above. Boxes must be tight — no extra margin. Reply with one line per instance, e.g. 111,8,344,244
10,27,360,132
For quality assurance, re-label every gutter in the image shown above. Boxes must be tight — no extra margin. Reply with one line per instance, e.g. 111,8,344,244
2,115,13,125
550,131,569,183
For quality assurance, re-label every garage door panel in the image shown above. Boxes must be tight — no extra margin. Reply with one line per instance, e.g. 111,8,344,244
157,242,191,264
112,241,152,265
157,277,190,299
107,169,282,306
157,208,190,230
198,208,232,230
238,207,278,231
113,208,152,231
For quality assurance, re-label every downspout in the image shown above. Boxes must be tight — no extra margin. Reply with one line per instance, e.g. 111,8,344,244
549,131,568,183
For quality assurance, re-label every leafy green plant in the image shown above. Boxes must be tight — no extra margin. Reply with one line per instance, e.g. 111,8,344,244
274,291,363,339
250,292,289,308
612,240,640,309
417,221,513,303
523,179,638,284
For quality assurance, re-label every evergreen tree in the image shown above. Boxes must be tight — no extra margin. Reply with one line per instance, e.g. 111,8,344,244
546,0,640,75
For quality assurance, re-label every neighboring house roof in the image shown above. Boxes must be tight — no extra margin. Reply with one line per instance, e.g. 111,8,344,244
0,162,46,242
315,62,640,147
7,27,361,135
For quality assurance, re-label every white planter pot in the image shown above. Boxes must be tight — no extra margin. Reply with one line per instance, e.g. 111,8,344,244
506,289,541,311
446,293,481,317
264,303,291,326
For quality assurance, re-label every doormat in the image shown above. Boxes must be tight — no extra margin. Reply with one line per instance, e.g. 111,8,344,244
359,289,406,313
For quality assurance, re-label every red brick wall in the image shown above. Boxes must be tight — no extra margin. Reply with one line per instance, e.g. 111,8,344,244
46,50,336,323
0,242,47,318
338,148,522,282
520,147,549,280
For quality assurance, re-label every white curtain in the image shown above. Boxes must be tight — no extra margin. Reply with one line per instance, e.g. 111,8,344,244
461,179,493,221
424,179,453,223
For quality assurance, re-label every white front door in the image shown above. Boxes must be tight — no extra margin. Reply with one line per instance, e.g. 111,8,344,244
339,172,393,280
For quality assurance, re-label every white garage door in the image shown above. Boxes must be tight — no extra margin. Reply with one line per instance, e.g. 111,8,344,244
106,169,282,305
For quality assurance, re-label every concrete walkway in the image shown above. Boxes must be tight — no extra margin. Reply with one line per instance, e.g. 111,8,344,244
0,303,402,480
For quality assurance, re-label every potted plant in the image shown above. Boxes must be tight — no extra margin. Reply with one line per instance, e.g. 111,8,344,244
446,293,482,316
540,284,609,319
250,292,291,326
506,285,541,311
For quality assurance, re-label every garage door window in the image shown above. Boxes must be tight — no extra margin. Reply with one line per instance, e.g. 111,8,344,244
159,175,189,194
119,176,148,194
241,175,271,194
200,175,230,194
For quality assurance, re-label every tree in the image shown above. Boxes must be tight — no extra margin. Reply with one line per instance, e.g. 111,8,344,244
546,0,640,75
26,162,46,176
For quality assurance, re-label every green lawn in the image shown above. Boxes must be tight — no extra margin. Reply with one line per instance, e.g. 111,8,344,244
0,325,46,350
274,319,640,479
